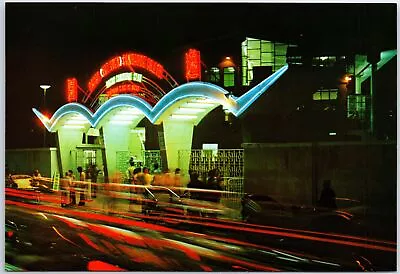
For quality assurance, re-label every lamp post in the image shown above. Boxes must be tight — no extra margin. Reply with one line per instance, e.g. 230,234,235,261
40,84,51,147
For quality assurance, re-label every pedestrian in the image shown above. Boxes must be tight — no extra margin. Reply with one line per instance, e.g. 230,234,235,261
151,163,163,186
318,179,337,209
186,171,205,200
77,166,86,206
68,170,77,206
161,168,174,187
60,172,70,207
174,168,182,187
31,169,42,187
126,161,136,183
129,167,142,210
205,169,222,202
89,164,100,198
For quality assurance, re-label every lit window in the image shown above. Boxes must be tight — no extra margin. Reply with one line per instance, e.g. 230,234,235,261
209,67,220,83
313,91,338,100
241,37,290,86
223,67,235,87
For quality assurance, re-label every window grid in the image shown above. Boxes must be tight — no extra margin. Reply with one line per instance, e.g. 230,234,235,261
241,38,289,86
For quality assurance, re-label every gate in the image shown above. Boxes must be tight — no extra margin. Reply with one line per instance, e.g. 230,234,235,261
179,149,244,180
179,149,245,211
143,150,163,171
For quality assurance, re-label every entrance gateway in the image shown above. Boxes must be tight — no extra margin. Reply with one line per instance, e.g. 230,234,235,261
33,50,288,190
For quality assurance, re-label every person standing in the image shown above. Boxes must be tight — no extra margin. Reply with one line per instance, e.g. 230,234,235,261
68,170,77,206
89,164,99,198
186,171,205,200
77,166,86,206
206,169,222,203
126,162,136,183
60,172,70,207
31,169,42,187
318,180,337,209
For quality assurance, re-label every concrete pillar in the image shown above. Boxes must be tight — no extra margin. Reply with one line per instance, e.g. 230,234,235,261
128,128,145,163
102,124,130,177
162,120,194,175
57,128,84,175
102,124,145,178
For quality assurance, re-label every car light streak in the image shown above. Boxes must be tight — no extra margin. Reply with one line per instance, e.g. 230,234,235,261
87,260,126,271
6,200,175,233
272,249,308,262
36,212,48,220
164,239,201,261
147,211,396,246
276,256,300,263
6,199,396,253
116,244,170,268
200,264,213,271
51,226,81,248
78,233,110,254
216,254,280,272
157,216,396,252
312,259,341,267
6,191,60,204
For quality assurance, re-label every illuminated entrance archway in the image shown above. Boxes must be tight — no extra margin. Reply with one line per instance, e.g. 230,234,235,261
34,64,288,177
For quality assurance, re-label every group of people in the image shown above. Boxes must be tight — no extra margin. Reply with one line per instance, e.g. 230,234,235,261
60,164,100,207
126,162,183,188
186,169,224,203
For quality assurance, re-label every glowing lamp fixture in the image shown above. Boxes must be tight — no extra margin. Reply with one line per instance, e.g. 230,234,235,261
329,132,337,136
40,84,51,92
344,76,352,82
42,115,50,122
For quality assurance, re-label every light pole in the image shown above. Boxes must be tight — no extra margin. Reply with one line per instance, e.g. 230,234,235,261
40,85,51,147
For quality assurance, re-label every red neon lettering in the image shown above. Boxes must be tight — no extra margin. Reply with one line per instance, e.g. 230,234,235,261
87,53,166,93
88,71,102,93
121,53,131,67
154,63,164,78
106,83,141,97
66,78,78,102
185,49,201,81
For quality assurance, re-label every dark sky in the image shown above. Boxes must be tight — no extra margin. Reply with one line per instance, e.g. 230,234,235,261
5,3,397,148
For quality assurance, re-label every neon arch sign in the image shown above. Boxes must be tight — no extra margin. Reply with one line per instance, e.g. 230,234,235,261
87,52,166,94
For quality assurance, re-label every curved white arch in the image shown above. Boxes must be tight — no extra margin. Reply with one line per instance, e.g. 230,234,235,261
33,64,288,132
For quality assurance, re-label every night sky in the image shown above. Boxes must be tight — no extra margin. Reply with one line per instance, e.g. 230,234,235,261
5,3,397,149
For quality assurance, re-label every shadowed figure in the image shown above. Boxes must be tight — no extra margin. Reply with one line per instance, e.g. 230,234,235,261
318,180,337,209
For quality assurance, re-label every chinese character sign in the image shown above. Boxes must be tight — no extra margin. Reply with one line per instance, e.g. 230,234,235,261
185,49,201,81
66,78,78,102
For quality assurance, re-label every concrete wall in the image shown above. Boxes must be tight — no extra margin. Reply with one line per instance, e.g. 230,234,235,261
243,142,397,209
5,148,59,178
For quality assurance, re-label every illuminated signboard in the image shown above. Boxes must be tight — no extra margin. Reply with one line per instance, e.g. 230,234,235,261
66,78,78,102
185,49,201,81
106,72,143,88
88,53,165,93
106,83,141,97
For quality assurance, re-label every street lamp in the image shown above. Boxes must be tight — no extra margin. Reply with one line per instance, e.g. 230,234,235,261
40,84,51,147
